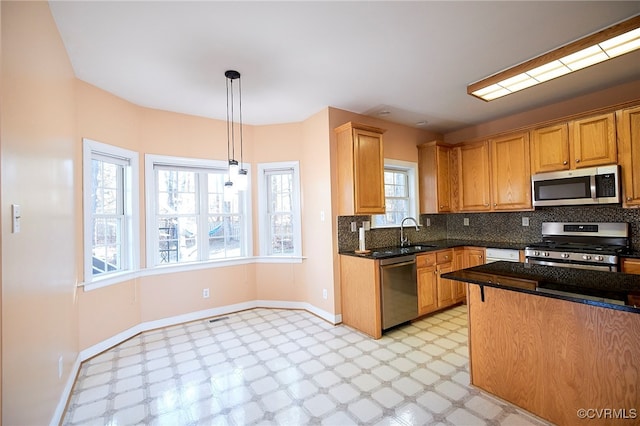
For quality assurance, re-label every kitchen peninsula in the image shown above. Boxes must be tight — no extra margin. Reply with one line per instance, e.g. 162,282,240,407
443,262,640,426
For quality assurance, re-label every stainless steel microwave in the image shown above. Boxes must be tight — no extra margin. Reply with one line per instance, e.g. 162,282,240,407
531,165,620,207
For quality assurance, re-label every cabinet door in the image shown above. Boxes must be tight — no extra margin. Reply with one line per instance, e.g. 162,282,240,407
617,106,640,208
569,112,617,168
418,265,438,315
457,142,491,211
530,124,569,173
622,258,640,274
419,142,452,213
436,262,455,308
353,128,386,214
490,132,532,210
465,248,485,268
436,145,452,212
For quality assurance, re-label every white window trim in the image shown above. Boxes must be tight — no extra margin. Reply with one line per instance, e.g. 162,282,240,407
257,161,302,258
372,158,420,229
145,154,253,269
82,138,140,291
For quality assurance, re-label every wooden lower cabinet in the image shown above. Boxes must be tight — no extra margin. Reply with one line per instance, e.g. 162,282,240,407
339,255,382,339
418,249,468,315
468,284,640,426
622,257,640,274
417,263,438,315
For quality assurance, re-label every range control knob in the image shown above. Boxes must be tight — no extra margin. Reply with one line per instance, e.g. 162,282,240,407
561,253,570,258
533,251,540,256
582,254,592,260
594,255,604,262
543,252,550,257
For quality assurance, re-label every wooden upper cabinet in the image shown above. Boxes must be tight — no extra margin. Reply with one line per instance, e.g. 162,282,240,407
490,132,532,211
457,141,491,211
335,122,386,215
530,123,570,174
569,112,617,168
418,141,452,213
617,106,640,208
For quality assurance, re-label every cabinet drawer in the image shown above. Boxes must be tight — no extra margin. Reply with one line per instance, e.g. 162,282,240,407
417,253,436,268
436,250,453,264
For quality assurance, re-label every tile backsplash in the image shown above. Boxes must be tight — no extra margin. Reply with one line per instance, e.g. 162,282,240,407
337,205,640,252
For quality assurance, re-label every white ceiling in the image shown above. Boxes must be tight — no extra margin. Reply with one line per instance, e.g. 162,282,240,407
49,1,640,134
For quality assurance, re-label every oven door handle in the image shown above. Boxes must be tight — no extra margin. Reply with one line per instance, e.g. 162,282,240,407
590,174,597,199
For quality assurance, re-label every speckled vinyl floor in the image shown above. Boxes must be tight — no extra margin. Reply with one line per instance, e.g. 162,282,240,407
62,305,551,425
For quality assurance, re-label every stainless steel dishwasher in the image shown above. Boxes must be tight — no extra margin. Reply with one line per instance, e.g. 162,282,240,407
380,254,418,330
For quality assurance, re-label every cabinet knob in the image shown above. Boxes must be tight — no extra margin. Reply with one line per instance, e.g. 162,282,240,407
627,197,633,201
445,255,449,259
479,255,483,259
439,205,443,208
434,271,438,275
484,203,489,207
563,160,568,165
575,159,580,163
493,203,497,206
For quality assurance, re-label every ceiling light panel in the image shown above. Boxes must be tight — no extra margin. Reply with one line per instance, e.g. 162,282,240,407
468,14,640,101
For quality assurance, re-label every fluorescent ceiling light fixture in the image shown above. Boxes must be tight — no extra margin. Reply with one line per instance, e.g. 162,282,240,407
468,15,640,101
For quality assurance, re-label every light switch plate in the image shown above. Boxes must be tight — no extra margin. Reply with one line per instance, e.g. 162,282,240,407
463,217,469,226
12,204,21,233
351,222,357,232
522,217,530,227
363,221,371,231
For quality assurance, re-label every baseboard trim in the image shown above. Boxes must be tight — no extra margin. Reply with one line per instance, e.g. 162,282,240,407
52,301,339,425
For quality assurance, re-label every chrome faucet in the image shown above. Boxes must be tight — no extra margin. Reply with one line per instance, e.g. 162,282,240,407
400,217,420,247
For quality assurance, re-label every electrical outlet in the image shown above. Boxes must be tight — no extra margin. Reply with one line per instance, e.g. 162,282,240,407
203,288,210,299
425,218,431,227
363,221,371,231
522,217,530,227
463,217,470,226
322,289,328,300
351,222,357,232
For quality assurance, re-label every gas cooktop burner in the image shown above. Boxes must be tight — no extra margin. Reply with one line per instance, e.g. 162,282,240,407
524,222,630,271
526,242,629,255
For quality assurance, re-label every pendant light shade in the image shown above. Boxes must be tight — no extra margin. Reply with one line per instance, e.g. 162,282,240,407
225,69,248,191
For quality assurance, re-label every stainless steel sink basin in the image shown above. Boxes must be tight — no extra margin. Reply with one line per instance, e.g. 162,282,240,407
370,244,437,258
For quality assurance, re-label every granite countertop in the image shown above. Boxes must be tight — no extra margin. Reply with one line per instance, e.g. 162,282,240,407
442,261,640,314
339,238,640,260
339,239,527,259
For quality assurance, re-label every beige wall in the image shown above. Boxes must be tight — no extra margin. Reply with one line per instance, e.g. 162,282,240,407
1,2,78,424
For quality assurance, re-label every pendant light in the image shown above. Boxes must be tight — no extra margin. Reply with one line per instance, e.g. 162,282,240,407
224,69,248,191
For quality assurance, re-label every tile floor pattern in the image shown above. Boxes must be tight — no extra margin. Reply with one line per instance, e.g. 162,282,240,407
63,306,551,426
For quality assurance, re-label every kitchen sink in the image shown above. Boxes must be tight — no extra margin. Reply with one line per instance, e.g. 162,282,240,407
370,244,437,258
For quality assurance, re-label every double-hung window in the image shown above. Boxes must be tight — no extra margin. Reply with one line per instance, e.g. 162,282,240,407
257,162,302,258
146,155,250,267
83,139,139,288
373,159,419,227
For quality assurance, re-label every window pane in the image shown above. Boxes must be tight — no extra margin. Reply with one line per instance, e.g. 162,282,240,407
157,170,197,215
208,215,242,259
157,216,198,263
266,170,295,255
374,167,411,227
270,213,293,254
92,159,121,215
92,216,122,275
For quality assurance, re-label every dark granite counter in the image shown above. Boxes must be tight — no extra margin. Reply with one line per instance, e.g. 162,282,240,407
442,261,640,314
339,239,527,260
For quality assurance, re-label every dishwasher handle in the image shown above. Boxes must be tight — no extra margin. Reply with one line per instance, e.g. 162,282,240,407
379,254,416,266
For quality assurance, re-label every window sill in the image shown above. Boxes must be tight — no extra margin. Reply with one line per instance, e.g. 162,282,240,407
81,271,139,292
79,256,305,291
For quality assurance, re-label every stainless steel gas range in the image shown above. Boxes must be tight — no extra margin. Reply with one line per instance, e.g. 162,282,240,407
524,222,630,272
